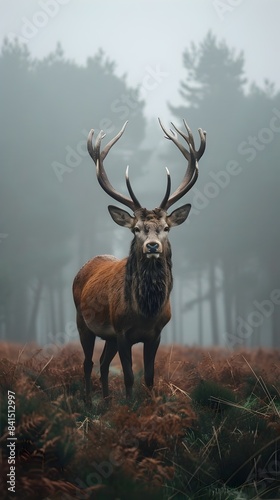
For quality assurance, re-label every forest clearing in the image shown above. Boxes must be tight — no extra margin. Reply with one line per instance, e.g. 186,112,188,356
1,2,280,499
1,341,280,499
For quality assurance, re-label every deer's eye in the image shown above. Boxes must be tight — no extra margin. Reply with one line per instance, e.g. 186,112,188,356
133,226,140,234
164,226,170,232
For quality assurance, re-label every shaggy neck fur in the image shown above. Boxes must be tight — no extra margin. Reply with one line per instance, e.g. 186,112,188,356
125,238,173,317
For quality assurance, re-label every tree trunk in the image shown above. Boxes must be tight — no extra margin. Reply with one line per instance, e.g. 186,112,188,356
28,278,43,340
49,283,57,339
272,305,280,348
268,262,280,348
208,260,219,345
197,269,203,346
12,283,28,342
57,270,65,336
222,257,234,346
177,279,183,344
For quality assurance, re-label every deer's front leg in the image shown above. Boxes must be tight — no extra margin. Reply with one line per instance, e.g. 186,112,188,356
143,334,161,389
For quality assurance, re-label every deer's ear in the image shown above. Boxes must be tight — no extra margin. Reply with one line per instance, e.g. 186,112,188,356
167,204,191,227
108,205,135,228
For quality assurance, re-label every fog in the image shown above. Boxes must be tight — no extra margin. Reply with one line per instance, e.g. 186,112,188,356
0,0,279,349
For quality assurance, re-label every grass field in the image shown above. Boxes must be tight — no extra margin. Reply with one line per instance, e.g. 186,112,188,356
0,341,280,499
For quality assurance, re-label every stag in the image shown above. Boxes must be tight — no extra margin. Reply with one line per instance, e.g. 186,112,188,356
73,119,206,401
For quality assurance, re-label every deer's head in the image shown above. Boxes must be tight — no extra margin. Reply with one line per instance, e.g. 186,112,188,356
87,119,206,259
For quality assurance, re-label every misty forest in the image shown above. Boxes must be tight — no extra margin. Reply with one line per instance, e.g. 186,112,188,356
1,23,280,500
1,33,279,349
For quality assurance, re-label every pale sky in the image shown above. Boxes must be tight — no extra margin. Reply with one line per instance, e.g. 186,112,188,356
1,0,279,119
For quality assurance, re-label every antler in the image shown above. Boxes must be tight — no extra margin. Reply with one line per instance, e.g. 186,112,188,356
158,119,206,211
87,122,142,212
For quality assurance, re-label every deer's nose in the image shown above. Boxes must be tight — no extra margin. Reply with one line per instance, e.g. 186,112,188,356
146,242,159,253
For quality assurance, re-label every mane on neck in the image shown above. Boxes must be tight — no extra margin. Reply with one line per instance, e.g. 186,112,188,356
125,240,173,317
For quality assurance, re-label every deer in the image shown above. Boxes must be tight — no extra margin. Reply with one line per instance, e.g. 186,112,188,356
73,119,206,402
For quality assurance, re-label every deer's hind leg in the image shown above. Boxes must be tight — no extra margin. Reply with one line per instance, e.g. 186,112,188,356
77,313,96,405
99,339,118,398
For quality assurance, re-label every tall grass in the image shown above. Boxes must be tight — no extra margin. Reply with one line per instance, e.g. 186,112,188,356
0,342,279,499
